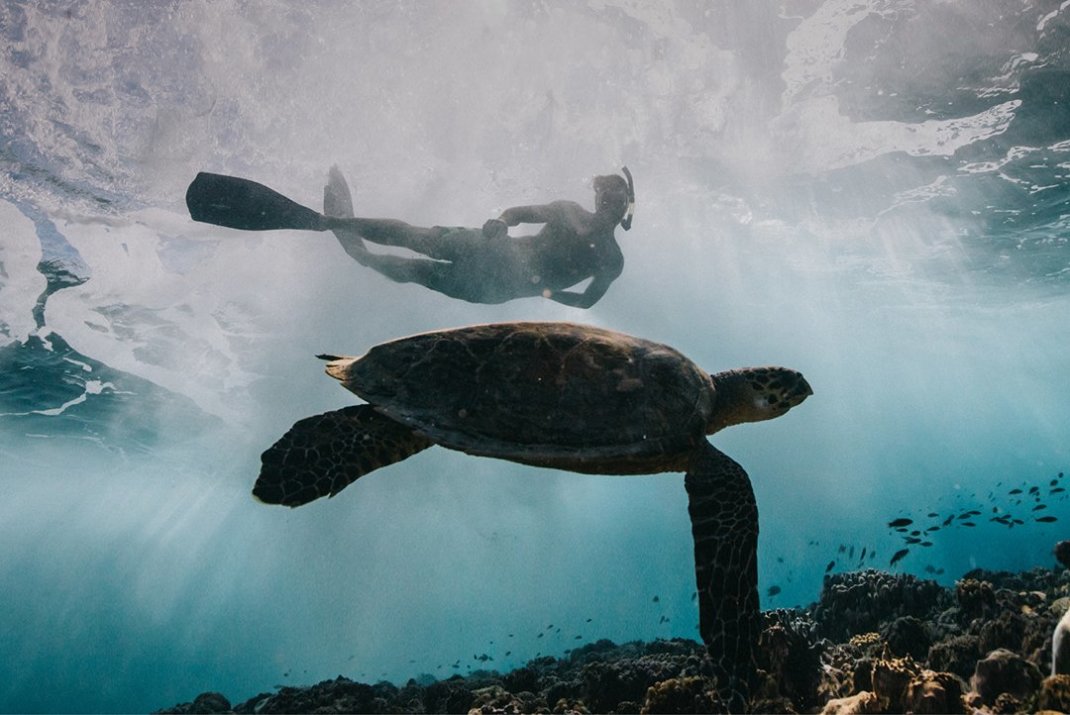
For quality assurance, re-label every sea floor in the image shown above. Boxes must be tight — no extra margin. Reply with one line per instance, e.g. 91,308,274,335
157,556,1070,714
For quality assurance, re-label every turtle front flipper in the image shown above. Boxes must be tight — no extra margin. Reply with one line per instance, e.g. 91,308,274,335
685,441,760,713
255,404,433,507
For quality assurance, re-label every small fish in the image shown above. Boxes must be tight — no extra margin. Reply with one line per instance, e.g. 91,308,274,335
1052,487,1066,494
962,521,977,527
888,517,913,528
1029,486,1040,495
943,515,955,526
1051,478,1059,487
920,541,933,547
910,530,921,536
825,560,835,573
927,512,939,518
1036,516,1058,523
652,595,660,603
890,549,909,566
838,544,847,553
926,526,941,532
585,618,592,623
1009,488,1023,495
1033,504,1047,511
859,547,867,561
905,537,922,544
691,591,697,601
767,585,782,597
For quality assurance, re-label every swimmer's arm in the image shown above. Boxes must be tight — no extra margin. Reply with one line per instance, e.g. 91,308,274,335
498,201,581,226
546,271,617,309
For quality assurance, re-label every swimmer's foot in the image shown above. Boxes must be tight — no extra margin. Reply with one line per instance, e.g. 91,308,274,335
324,165,355,218
324,165,370,261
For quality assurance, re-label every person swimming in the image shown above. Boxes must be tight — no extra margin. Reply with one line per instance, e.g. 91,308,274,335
322,166,635,307
185,166,635,308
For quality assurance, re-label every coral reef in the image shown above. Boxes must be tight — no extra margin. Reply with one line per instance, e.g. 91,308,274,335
157,564,1070,715
811,570,949,642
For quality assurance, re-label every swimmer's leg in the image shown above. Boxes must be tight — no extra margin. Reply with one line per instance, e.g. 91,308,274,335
324,217,483,262
319,169,480,261
324,166,370,265
359,253,479,299
324,217,438,251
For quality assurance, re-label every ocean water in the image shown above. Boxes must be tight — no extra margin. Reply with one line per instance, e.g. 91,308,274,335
1,1,1069,712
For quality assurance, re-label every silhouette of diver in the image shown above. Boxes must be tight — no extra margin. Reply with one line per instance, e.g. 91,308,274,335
322,167,634,307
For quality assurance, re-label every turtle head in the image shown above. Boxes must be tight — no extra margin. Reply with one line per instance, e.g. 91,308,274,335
707,367,812,433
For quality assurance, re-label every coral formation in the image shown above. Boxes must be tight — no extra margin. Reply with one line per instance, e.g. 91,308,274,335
812,570,948,642
156,563,1070,715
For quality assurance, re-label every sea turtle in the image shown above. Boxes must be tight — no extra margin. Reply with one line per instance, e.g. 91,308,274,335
255,322,812,711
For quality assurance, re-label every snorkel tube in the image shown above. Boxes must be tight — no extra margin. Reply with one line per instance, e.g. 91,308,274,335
620,166,635,230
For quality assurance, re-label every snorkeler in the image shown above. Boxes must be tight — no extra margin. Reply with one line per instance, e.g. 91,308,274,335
186,167,635,308
322,166,633,307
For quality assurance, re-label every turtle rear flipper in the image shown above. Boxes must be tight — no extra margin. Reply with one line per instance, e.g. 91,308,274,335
255,404,433,507
686,441,759,712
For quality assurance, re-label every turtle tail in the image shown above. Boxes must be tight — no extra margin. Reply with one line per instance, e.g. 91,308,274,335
255,404,433,507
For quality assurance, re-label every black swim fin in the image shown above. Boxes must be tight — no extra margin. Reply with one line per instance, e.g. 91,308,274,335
186,172,329,231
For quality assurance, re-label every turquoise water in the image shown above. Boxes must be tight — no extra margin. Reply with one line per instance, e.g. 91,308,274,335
2,1,1069,712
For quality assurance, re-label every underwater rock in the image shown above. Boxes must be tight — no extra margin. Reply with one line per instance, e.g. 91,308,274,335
818,690,881,715
903,669,966,714
424,677,477,713
955,578,997,618
639,676,720,714
970,648,1043,706
880,615,932,661
976,611,1026,655
926,634,981,680
577,641,704,713
813,570,947,642
755,609,824,710
1037,674,1070,712
1055,541,1070,569
869,656,919,712
192,693,231,714
158,692,231,714
467,683,543,714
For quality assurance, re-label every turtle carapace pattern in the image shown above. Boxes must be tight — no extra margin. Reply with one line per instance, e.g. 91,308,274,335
254,322,812,711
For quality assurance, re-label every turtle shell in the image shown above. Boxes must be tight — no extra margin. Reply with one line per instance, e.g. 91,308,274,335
333,322,715,472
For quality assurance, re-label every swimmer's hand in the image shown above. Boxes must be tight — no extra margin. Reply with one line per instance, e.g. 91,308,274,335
482,218,507,239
